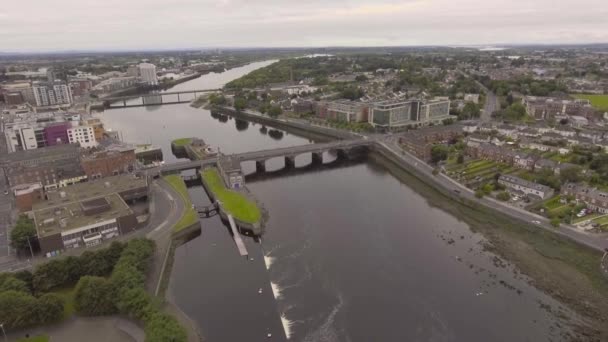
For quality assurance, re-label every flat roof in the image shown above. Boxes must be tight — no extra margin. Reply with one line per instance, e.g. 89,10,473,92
33,193,131,237
43,174,147,204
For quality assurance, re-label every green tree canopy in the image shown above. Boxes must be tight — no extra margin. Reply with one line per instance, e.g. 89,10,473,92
10,215,36,250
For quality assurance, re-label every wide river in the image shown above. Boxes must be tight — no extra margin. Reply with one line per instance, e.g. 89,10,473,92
101,61,576,341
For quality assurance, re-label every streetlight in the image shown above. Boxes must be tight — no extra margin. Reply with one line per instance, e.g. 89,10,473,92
0,323,6,342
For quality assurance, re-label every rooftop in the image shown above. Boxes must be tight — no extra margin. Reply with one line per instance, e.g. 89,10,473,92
0,144,80,165
499,175,553,193
32,193,131,237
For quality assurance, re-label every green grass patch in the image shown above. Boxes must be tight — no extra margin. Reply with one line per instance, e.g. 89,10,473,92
164,175,198,233
542,196,563,210
201,168,261,224
573,94,608,112
171,138,193,147
17,335,50,342
591,215,608,226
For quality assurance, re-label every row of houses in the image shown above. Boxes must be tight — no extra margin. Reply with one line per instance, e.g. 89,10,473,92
465,140,577,174
562,184,608,214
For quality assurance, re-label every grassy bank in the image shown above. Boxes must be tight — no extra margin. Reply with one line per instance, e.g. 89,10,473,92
18,335,49,342
171,138,193,147
201,168,261,224
573,94,608,112
370,152,608,339
163,175,198,233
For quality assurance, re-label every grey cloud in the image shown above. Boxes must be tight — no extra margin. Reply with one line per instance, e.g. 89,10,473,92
0,0,606,51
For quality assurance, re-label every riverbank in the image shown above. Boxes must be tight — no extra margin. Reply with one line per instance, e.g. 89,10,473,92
369,150,608,340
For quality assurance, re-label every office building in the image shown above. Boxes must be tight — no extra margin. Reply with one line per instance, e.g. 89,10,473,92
324,100,369,122
3,112,81,152
369,99,452,128
138,63,159,86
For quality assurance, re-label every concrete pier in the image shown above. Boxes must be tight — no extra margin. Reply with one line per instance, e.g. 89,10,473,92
255,160,266,173
284,156,295,169
227,214,248,257
311,152,323,165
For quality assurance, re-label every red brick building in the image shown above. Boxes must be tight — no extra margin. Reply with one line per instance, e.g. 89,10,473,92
81,149,136,179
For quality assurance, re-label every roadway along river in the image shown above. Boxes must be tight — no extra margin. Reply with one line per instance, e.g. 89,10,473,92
101,62,580,341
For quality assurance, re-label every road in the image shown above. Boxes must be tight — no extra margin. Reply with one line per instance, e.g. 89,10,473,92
476,80,498,122
381,135,608,252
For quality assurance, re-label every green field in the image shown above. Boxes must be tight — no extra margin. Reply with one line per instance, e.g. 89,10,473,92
201,168,261,224
171,138,193,147
573,94,608,112
164,175,199,233
17,335,49,342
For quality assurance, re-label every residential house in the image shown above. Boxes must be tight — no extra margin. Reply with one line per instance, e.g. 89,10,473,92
561,184,608,214
514,153,539,170
498,175,554,200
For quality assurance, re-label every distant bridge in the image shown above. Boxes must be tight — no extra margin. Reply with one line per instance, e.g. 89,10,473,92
155,139,374,175
101,89,221,109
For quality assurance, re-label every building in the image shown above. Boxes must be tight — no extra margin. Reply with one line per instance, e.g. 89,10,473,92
32,81,73,107
3,112,81,152
217,155,244,189
80,146,136,179
138,63,159,86
4,92,24,105
514,153,539,170
92,77,138,93
522,96,594,120
465,142,516,164
32,174,148,255
13,183,44,212
325,100,369,122
126,65,140,77
561,184,608,214
399,125,463,161
498,175,554,199
369,99,451,128
464,93,480,103
81,117,105,141
0,82,36,105
67,126,97,148
69,79,93,97
0,144,85,189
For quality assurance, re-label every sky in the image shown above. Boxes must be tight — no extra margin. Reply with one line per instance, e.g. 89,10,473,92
1,0,607,52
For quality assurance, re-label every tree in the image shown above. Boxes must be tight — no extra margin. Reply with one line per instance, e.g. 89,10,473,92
74,276,117,316
233,97,247,112
496,191,510,201
267,106,282,118
0,276,29,293
0,290,39,329
559,166,582,184
550,218,561,228
36,293,64,324
430,145,449,164
459,102,480,120
10,215,36,251
456,154,465,164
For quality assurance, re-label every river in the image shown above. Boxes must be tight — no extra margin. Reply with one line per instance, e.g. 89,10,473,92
101,62,578,341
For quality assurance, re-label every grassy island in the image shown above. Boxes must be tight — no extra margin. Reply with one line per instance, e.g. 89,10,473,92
201,168,261,224
163,175,198,233
171,138,193,147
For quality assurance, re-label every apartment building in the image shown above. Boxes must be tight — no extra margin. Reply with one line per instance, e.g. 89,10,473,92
369,99,452,128
32,81,73,107
67,126,97,148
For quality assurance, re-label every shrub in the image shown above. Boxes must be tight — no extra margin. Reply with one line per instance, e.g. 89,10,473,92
551,218,561,228
0,290,64,330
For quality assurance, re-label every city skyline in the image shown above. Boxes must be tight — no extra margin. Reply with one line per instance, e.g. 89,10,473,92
2,0,608,52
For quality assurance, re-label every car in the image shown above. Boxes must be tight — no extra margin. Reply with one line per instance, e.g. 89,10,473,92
3,190,8,195
531,220,541,225
453,189,461,194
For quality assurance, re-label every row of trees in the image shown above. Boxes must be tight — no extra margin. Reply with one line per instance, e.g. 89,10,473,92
73,239,186,342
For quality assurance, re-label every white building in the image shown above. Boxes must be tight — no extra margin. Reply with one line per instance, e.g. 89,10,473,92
32,82,73,107
67,126,97,148
138,63,159,86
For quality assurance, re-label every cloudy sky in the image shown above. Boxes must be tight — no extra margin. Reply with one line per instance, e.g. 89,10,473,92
1,0,607,51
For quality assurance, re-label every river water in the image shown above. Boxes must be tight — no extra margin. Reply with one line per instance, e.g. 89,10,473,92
101,62,578,342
